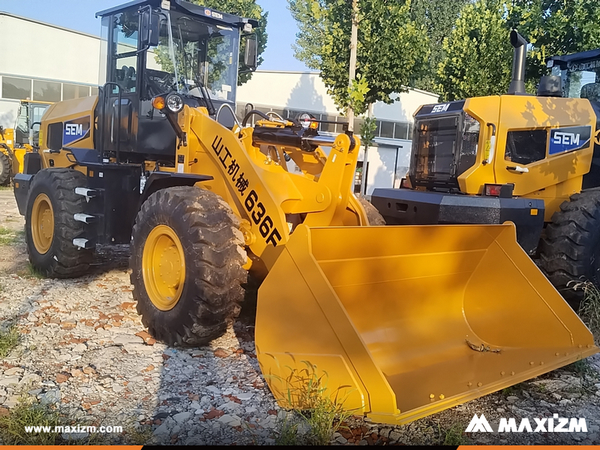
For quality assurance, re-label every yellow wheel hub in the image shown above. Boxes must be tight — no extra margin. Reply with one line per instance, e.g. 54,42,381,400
31,193,54,254
142,225,186,311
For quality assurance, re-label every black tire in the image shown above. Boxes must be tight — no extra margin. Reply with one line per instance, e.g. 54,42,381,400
0,151,10,186
130,186,247,346
356,194,386,225
538,189,600,310
25,168,94,277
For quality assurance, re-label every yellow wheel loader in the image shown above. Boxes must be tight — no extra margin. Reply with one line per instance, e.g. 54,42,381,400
12,5,597,426
372,31,600,310
0,100,50,185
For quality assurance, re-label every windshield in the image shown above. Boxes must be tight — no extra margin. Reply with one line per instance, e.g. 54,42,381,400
410,113,480,188
146,11,239,103
552,59,600,100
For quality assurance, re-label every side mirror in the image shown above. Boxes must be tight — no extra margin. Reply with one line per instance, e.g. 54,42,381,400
140,8,160,49
243,34,258,71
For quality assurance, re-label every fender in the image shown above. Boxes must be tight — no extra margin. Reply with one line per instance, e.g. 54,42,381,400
139,172,213,207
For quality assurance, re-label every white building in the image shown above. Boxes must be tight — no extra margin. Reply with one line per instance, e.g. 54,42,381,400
237,72,438,195
0,11,439,195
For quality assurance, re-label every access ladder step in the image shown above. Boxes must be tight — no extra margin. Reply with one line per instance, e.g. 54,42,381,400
74,213,96,224
73,238,94,250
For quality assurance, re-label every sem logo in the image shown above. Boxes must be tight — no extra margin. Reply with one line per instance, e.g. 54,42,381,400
432,103,450,113
63,117,90,146
204,8,223,19
466,414,588,433
549,126,591,155
65,124,83,136
553,131,580,146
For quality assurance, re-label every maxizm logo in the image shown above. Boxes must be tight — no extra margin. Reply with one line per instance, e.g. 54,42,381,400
465,414,587,433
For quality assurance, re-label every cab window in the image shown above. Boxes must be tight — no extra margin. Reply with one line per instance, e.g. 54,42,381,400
505,130,547,165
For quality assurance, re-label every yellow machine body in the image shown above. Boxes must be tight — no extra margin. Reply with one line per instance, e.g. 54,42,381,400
458,95,596,221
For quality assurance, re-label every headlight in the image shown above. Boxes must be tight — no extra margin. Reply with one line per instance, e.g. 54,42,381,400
166,94,184,113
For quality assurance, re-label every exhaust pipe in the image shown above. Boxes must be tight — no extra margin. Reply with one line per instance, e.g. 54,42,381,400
508,30,528,95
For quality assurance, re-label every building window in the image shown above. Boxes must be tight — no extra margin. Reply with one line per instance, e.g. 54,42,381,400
33,80,61,102
380,121,394,138
64,84,90,100
91,87,99,96
320,114,337,133
3,76,32,100
394,122,409,140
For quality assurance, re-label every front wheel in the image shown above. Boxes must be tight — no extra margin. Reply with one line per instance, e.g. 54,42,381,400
130,186,247,346
539,189,600,310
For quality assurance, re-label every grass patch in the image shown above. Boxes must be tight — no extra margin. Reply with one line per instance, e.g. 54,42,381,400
0,397,139,445
16,263,44,279
0,227,23,246
120,424,153,445
441,422,469,446
0,325,19,358
0,185,10,191
571,281,600,342
501,383,524,397
0,398,62,445
268,361,354,445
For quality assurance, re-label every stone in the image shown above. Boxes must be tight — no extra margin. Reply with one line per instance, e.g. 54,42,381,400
506,396,519,404
218,414,242,427
236,392,254,401
389,431,401,442
4,367,23,376
173,411,192,424
73,343,87,352
335,434,348,445
213,348,230,358
206,386,221,395
0,376,20,386
113,334,144,345
153,422,170,436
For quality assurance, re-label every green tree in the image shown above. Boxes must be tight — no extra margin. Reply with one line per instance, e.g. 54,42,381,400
437,0,513,101
410,0,469,93
508,0,600,86
289,0,429,115
190,0,268,85
437,0,600,101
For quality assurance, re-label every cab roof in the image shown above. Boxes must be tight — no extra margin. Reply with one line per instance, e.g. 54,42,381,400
548,49,600,69
96,0,258,29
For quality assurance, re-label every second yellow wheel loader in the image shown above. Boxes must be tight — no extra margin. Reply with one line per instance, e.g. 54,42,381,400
13,3,598,425
372,31,600,310
0,100,50,185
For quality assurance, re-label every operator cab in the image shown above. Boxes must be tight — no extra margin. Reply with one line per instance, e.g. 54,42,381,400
95,0,258,162
548,49,600,102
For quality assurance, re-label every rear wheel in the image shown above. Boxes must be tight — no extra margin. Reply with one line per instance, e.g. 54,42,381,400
539,189,600,310
0,151,10,186
130,186,247,346
357,195,386,225
25,169,94,277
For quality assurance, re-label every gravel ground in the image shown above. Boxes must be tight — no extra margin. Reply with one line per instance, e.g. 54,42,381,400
1,187,600,445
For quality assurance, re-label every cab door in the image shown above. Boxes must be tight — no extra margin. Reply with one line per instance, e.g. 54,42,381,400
102,10,139,155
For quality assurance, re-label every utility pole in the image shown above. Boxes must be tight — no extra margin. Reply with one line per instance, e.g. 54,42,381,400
347,0,359,132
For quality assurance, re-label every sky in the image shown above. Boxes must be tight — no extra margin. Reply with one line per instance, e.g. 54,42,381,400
0,0,312,72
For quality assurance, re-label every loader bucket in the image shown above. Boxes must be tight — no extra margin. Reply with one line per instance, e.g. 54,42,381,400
256,223,598,425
